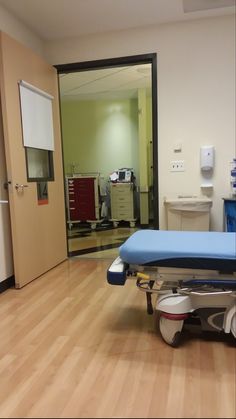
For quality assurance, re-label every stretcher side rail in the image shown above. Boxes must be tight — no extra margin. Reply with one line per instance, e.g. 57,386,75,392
107,256,236,286
107,256,236,315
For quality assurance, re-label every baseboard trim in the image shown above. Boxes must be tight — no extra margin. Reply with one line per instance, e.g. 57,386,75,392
0,275,15,293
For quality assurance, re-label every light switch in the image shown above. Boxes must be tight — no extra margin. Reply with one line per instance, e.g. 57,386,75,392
174,143,182,152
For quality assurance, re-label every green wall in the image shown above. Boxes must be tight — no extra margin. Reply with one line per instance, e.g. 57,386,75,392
60,98,139,180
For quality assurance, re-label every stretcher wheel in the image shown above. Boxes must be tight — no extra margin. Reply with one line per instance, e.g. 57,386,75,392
159,316,184,347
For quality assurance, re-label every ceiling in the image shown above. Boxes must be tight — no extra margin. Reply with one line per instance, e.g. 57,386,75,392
59,64,152,101
0,0,235,41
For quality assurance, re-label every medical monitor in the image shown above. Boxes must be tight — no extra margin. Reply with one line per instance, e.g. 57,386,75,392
118,169,132,182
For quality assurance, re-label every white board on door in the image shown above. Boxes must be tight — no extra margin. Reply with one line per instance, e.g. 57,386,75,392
19,80,55,151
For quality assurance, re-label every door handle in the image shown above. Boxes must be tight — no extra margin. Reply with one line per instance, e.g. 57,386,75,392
15,183,29,191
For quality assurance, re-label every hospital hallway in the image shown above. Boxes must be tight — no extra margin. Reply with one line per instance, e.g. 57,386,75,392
0,257,235,418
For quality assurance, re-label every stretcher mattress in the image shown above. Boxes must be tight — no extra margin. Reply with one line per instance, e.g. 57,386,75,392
119,230,236,270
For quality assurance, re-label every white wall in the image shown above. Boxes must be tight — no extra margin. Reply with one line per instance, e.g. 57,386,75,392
0,4,44,56
0,104,13,283
0,9,235,231
45,15,236,231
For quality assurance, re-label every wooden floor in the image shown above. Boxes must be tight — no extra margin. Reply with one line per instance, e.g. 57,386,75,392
0,258,235,418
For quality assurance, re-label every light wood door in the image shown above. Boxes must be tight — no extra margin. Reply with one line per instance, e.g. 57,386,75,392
0,32,67,288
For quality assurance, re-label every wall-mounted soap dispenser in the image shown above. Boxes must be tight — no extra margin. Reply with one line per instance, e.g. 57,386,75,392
200,145,214,171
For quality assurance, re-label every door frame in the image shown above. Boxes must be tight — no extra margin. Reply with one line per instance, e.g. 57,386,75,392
55,53,159,229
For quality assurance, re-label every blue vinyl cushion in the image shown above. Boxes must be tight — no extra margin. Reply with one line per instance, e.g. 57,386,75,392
119,230,236,265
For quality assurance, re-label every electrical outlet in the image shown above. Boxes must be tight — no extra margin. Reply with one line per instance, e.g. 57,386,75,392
170,160,185,172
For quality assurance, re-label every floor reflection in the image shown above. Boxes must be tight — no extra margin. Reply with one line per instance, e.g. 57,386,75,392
68,222,139,259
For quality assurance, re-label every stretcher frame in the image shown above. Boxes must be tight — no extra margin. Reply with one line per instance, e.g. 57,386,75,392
107,255,236,346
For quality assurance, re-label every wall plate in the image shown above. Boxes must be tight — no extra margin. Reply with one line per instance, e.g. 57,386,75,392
170,160,185,172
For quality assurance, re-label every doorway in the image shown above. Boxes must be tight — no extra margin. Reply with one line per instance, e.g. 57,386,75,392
55,54,158,258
